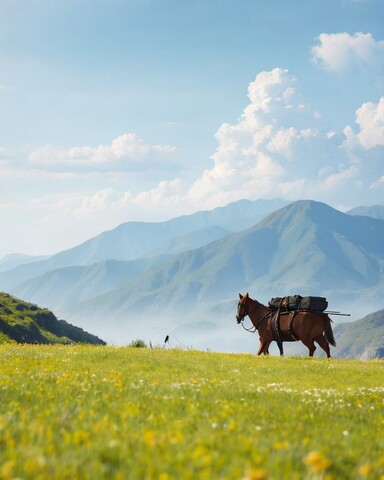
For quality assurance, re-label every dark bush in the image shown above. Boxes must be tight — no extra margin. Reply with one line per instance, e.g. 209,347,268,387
129,339,147,348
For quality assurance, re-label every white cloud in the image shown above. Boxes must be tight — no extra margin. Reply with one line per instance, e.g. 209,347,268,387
185,68,384,210
356,97,384,149
1,67,384,257
188,68,323,207
311,32,384,72
28,133,178,172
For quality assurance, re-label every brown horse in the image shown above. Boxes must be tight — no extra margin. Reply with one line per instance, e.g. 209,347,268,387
236,293,336,357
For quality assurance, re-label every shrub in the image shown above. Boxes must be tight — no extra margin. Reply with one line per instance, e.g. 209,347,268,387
128,339,147,348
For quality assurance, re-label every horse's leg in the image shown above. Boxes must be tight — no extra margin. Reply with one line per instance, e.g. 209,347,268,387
300,337,316,357
277,341,284,356
257,340,271,355
263,341,272,355
314,334,331,358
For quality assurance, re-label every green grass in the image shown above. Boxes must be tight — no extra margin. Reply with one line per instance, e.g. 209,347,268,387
0,292,105,345
0,345,383,479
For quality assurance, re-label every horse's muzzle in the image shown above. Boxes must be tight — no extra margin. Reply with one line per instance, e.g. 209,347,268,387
236,316,242,324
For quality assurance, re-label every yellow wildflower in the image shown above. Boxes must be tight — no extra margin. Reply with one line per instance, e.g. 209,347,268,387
73,429,90,445
0,460,15,480
358,464,372,476
274,441,289,450
243,467,268,480
143,430,157,448
304,451,332,474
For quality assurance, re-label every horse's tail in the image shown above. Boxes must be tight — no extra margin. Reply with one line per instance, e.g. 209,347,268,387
324,315,336,347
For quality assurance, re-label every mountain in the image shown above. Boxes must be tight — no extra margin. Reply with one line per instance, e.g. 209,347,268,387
3,199,384,350
0,253,50,273
143,225,231,257
58,200,384,346
0,198,287,291
347,204,384,221
12,257,167,309
334,309,384,359
0,292,105,345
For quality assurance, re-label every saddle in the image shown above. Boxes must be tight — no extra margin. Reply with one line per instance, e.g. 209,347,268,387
270,309,299,343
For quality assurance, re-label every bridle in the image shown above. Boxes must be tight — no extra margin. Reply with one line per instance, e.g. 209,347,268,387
236,297,271,332
236,298,254,324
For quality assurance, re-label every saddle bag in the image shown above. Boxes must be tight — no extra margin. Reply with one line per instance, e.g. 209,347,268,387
268,295,302,310
300,296,328,312
268,295,328,312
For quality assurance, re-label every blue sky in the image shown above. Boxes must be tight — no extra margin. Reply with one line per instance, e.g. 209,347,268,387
0,0,383,257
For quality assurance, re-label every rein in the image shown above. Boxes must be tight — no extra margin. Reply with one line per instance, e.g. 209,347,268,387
240,310,271,333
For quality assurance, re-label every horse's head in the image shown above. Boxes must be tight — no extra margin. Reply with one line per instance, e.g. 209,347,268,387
236,292,249,324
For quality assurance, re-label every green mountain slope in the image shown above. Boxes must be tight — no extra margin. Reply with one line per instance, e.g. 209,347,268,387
57,200,384,347
70,200,384,315
13,257,168,309
334,309,384,359
3,200,384,350
0,292,105,345
12,227,231,309
0,198,286,291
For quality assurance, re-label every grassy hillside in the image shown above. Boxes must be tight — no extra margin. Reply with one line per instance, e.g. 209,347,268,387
0,345,382,479
0,292,105,345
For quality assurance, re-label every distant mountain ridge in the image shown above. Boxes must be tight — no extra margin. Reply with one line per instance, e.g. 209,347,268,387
0,198,287,290
347,204,384,221
55,200,384,347
1,198,383,353
0,253,50,273
334,309,384,360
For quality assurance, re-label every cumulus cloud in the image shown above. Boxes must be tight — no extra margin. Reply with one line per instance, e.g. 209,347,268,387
2,66,384,257
355,97,384,149
28,133,178,172
188,68,321,205
186,67,384,210
64,180,188,220
311,32,384,71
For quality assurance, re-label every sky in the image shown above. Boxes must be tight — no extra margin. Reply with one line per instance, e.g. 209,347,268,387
0,0,383,258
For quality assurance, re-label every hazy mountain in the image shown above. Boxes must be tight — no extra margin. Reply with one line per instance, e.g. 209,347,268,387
347,204,384,221
334,309,384,359
0,198,287,291
0,253,50,273
143,225,231,257
0,292,105,345
12,227,231,310
12,257,168,309
59,200,384,346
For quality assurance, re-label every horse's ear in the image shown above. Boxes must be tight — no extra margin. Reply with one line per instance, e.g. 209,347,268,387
239,293,243,299
245,292,249,298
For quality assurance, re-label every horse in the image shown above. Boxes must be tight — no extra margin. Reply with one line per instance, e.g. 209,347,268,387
236,293,336,357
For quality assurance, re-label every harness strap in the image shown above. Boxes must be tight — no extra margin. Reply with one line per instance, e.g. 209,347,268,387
269,306,284,356
287,311,299,341
241,311,271,333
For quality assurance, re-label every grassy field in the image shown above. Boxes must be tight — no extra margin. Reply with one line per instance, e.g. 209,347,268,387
0,345,383,479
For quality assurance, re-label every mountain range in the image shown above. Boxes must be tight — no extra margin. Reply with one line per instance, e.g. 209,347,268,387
333,309,384,360
347,204,384,221
0,198,287,288
1,198,383,352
